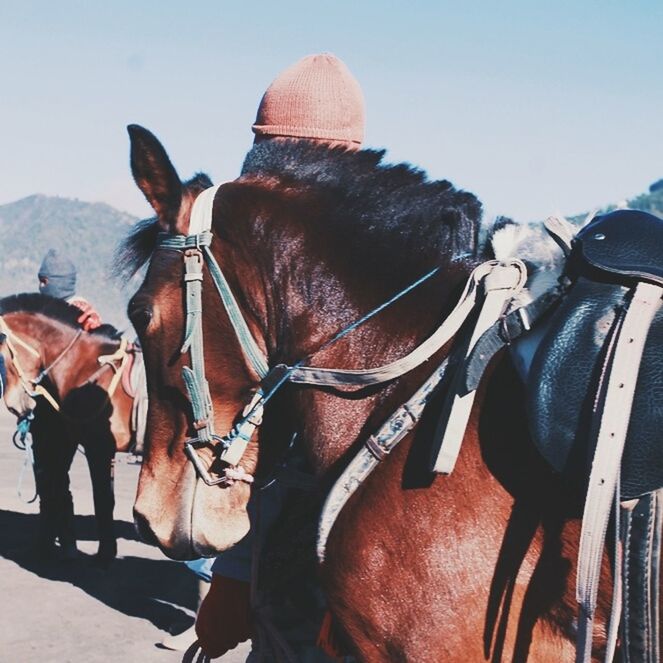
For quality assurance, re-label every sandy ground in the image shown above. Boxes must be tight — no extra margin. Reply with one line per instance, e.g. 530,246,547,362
0,408,250,663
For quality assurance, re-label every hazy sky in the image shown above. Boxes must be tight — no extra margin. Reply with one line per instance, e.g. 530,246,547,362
1,1,661,222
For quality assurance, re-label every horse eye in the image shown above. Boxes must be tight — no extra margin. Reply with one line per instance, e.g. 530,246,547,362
128,298,153,332
131,309,153,332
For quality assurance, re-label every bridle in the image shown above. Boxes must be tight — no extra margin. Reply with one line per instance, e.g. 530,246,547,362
0,316,131,416
0,316,73,412
155,184,528,488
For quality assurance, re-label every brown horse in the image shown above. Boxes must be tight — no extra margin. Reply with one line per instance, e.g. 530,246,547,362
125,125,615,661
0,293,136,561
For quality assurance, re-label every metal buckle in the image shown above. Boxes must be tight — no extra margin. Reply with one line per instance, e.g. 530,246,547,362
515,306,532,333
184,436,235,487
498,306,531,345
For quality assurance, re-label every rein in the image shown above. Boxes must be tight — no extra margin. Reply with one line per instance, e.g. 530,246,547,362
157,183,527,488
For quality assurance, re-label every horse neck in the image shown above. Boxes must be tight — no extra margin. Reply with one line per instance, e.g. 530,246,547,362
226,220,472,474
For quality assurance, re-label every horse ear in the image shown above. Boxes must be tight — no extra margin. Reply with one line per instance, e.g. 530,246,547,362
128,124,182,230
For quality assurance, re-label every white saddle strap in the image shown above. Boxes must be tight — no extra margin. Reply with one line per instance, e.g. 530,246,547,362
576,281,663,663
432,260,528,474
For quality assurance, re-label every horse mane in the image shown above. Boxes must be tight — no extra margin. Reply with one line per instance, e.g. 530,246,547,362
0,293,122,340
116,144,482,284
238,140,482,282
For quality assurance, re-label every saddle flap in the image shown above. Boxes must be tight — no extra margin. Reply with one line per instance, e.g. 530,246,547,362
527,277,663,499
576,210,663,285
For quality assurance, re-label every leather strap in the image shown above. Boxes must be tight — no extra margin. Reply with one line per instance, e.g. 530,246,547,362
317,357,450,561
576,281,663,663
181,248,215,442
289,261,522,389
621,490,663,663
431,261,527,473
462,283,567,392
0,316,61,412
97,338,130,399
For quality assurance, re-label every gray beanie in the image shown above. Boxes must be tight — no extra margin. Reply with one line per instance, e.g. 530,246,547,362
38,249,77,300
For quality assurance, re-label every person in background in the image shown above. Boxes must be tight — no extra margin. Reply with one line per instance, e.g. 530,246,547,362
194,53,364,661
32,249,102,558
38,248,101,331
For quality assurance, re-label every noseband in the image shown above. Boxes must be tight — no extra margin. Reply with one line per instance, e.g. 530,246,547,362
156,184,527,488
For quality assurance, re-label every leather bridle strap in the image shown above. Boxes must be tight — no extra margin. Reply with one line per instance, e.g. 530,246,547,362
430,261,527,474
286,260,519,388
161,184,528,480
95,338,131,399
0,316,62,412
33,328,84,387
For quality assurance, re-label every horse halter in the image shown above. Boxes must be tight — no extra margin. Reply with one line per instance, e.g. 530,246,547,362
0,316,131,416
157,184,528,488
156,184,271,486
0,316,66,412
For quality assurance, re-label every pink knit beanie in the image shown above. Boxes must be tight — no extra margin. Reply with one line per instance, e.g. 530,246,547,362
252,53,365,147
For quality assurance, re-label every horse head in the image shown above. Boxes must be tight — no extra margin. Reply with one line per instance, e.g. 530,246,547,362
126,124,481,562
0,323,39,418
127,125,266,559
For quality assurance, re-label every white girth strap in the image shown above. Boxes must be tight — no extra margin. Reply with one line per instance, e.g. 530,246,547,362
575,281,663,663
431,260,527,474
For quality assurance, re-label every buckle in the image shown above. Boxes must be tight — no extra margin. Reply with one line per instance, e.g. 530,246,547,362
184,436,234,487
498,306,531,345
515,306,532,333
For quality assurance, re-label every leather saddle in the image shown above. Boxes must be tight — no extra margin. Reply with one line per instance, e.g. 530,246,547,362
527,209,663,499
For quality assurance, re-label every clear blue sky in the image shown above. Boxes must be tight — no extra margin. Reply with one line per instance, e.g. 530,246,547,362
1,1,661,222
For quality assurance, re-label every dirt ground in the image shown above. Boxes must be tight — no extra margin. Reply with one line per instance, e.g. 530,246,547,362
0,408,250,663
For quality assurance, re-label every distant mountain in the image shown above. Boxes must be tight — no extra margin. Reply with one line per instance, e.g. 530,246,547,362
0,195,138,328
570,178,663,223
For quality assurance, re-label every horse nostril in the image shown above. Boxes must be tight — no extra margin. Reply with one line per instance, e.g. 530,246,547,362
133,508,159,546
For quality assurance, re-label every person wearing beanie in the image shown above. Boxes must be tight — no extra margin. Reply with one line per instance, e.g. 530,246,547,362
38,249,77,300
192,54,365,662
31,249,104,560
38,249,102,331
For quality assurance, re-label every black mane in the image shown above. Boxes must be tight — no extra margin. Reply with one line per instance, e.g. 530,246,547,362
241,140,482,280
117,141,482,282
0,293,121,339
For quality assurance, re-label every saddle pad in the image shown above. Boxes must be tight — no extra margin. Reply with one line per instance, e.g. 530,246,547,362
527,277,663,499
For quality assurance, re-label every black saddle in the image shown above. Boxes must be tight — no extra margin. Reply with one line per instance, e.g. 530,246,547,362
527,209,663,499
